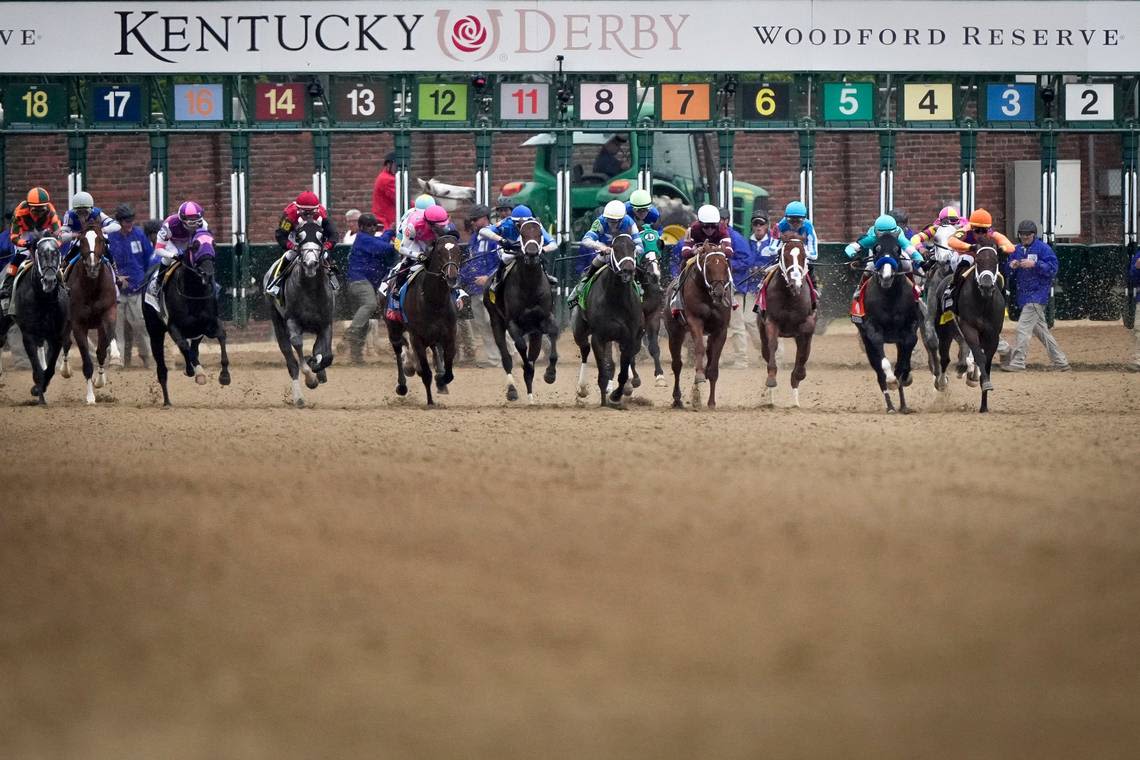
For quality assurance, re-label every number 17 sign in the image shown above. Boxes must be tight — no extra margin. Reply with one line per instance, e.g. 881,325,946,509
499,82,549,121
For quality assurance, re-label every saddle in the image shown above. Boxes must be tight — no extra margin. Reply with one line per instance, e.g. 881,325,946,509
144,260,182,323
485,260,516,305
2,260,35,316
385,267,423,323
851,271,921,321
937,265,1004,325
577,265,642,312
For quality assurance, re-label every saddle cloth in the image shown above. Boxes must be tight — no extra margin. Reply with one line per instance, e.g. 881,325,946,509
578,266,642,312
485,260,516,306
2,261,34,317
144,261,182,323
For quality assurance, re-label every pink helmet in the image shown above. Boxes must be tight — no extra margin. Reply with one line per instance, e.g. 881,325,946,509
424,204,449,225
937,205,960,224
178,201,204,228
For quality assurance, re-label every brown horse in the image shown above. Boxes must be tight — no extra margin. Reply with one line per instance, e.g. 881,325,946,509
664,242,733,409
62,225,117,404
757,235,816,408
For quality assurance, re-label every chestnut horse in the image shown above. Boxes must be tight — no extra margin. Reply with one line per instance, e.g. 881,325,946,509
664,242,732,409
62,225,117,405
756,235,816,408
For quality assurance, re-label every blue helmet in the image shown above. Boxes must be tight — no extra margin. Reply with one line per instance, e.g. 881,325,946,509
414,194,435,210
874,214,897,233
511,205,533,219
784,200,807,218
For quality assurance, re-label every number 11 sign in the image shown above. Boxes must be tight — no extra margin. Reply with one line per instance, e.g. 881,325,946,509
499,83,549,121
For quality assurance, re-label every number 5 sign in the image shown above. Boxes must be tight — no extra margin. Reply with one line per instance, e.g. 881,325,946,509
578,83,629,121
822,82,873,122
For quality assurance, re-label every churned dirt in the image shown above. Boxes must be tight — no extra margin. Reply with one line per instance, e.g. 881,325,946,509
1,322,1138,759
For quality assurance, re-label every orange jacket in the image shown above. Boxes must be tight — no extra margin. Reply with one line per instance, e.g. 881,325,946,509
9,201,61,248
948,228,1014,254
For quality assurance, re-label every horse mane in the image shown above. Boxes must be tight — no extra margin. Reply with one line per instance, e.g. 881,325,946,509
779,231,802,244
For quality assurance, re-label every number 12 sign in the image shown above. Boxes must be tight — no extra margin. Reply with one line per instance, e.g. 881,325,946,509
499,83,549,121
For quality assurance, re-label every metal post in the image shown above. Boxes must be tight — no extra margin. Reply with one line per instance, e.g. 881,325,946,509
1124,130,1138,248
1041,130,1058,244
555,129,574,324
878,131,895,215
230,132,250,326
394,131,412,219
0,135,6,219
311,131,330,208
798,128,816,218
67,133,87,203
960,130,977,215
474,131,492,206
717,130,735,226
637,129,654,195
148,133,168,220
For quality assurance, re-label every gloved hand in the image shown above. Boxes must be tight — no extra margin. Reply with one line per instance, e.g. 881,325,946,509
502,239,521,252
845,242,860,258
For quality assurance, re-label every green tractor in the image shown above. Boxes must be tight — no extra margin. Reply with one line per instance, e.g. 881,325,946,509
497,130,768,244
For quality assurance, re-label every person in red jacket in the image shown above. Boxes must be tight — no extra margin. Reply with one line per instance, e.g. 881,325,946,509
371,151,397,231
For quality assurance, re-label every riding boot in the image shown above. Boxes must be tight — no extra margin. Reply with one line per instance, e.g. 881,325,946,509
942,261,970,314
566,259,603,307
487,261,505,297
0,264,15,311
850,273,869,323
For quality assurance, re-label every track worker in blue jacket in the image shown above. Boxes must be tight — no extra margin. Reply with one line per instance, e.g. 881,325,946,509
1000,220,1069,372
722,207,757,367
345,213,396,363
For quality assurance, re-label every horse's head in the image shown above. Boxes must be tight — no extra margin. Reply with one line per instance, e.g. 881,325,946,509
34,237,62,291
294,221,325,279
697,242,732,308
517,218,545,265
779,236,808,296
187,231,217,284
972,236,1000,295
429,234,464,289
871,234,903,289
78,226,108,280
609,234,638,283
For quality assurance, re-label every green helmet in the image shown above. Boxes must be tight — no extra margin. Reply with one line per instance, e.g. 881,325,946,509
629,189,652,209
874,214,897,233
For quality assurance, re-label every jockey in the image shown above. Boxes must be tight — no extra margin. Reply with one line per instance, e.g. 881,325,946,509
942,208,1015,312
887,208,916,240
477,204,559,296
774,200,819,277
265,191,337,296
911,205,968,253
667,204,735,318
59,191,120,258
625,188,660,228
381,204,466,319
395,194,435,252
1,187,62,307
845,213,923,321
153,201,208,285
566,199,643,307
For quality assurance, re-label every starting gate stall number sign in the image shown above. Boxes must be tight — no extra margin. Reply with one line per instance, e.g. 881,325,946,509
902,83,954,122
417,83,468,122
659,83,710,121
985,84,1036,123
579,83,629,121
499,82,549,121
332,79,388,123
90,84,143,124
254,83,306,122
821,82,873,122
1064,83,1115,122
3,83,67,127
174,84,224,122
741,83,790,121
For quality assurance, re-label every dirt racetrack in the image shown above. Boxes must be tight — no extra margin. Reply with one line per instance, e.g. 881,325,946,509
2,322,1138,759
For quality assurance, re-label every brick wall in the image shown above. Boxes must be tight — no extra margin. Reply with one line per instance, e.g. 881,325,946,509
4,130,1126,244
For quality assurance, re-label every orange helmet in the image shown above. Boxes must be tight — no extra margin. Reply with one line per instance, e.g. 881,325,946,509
968,209,993,228
26,187,51,207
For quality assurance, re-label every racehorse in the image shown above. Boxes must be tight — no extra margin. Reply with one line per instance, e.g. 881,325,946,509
855,234,922,413
630,248,666,389
571,233,643,407
756,235,816,408
61,225,117,404
266,221,336,407
0,236,69,404
485,218,559,403
143,229,231,406
664,242,732,410
920,224,973,390
385,234,464,406
935,235,1006,413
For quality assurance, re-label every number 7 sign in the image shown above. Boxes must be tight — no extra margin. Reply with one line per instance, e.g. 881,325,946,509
660,83,710,121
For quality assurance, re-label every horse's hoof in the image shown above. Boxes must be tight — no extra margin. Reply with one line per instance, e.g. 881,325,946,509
184,366,195,378
316,369,328,384
622,384,632,397
506,385,518,402
631,375,642,389
899,406,912,415
305,375,320,390
30,385,39,396
543,368,557,384
655,374,667,387
886,377,899,390
195,373,209,386
219,371,231,386
94,375,105,389
965,376,979,388
981,380,994,392
609,389,624,403
395,384,408,396
295,398,306,408
886,407,896,414
60,364,71,379
935,374,949,391
766,377,777,388
435,383,449,394
576,386,589,399
672,398,683,409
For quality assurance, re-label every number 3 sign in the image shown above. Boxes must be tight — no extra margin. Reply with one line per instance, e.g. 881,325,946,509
578,83,629,121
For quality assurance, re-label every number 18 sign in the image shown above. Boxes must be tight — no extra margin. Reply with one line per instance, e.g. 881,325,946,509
499,83,549,121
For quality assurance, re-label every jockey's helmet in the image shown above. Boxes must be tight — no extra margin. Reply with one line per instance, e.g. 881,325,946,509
178,201,205,229
887,208,908,227
26,187,51,208
510,205,533,220
295,191,320,211
784,200,807,219
629,189,652,209
414,194,435,210
938,206,960,224
874,214,897,234
603,200,626,220
968,209,993,229
424,204,449,225
697,205,719,225
466,204,491,221
71,191,94,213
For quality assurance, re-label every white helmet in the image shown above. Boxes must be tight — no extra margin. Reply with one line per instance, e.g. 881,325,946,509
697,204,719,224
71,191,94,210
603,200,626,220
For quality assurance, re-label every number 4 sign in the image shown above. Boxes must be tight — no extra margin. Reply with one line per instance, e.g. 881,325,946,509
903,83,954,122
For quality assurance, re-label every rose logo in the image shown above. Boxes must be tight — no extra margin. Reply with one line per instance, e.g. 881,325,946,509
451,15,487,53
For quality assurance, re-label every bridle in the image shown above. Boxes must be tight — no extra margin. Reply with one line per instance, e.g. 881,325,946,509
608,233,637,274
34,238,62,290
518,218,544,260
778,238,807,293
973,245,999,291
696,243,732,307
424,236,463,287
81,228,107,279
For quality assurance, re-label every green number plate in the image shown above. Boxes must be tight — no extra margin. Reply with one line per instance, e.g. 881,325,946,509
417,83,468,122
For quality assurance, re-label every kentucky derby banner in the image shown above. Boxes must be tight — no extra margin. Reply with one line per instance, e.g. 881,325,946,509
1,1,1135,74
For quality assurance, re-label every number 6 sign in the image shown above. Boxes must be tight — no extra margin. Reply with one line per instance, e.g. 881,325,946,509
578,83,629,121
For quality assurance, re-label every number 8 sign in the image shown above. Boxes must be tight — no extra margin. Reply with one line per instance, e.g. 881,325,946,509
578,83,629,121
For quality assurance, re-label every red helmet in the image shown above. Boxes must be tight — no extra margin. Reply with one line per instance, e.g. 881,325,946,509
295,191,320,210
424,205,449,225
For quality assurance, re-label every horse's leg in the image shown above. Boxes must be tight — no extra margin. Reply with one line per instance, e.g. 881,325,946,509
72,324,96,405
272,314,304,406
610,338,635,405
487,309,518,400
542,315,559,385
647,317,666,386
524,332,542,403
166,324,197,379
896,337,917,415
41,337,62,405
592,335,611,407
93,323,110,392
286,318,316,390
189,338,207,386
387,322,409,396
429,344,448,394
216,322,231,386
978,329,998,413
441,330,456,389
411,336,434,406
860,330,894,413
667,322,685,409
313,322,333,383
22,332,45,404
762,318,780,407
919,296,940,382
573,314,591,400
705,326,727,409
58,329,72,378
790,333,812,409
689,319,707,385
935,322,953,392
145,310,172,406
506,321,530,400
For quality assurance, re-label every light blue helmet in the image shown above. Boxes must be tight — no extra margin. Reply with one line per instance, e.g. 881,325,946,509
784,200,807,218
511,205,533,219
414,194,435,210
874,214,897,233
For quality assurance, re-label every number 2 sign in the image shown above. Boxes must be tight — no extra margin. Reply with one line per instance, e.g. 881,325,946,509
1064,83,1114,122
578,83,629,121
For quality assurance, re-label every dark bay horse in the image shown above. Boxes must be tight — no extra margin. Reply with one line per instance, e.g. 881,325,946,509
143,230,231,406
571,233,643,407
664,242,732,410
757,236,816,408
855,234,922,413
921,224,973,390
385,234,464,406
630,249,666,389
485,218,559,403
935,236,1006,413
0,236,69,404
266,221,336,407
61,225,117,404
